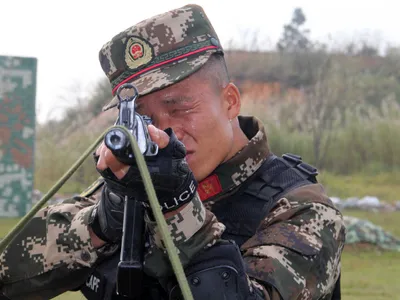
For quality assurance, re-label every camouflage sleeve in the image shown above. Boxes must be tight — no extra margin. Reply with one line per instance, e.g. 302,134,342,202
241,184,346,300
144,193,225,278
0,195,102,299
143,194,268,299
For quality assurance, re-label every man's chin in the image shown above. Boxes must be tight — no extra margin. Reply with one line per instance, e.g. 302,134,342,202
186,154,216,181
185,154,202,181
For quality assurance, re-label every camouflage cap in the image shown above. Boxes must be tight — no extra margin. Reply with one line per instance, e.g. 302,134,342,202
99,4,223,111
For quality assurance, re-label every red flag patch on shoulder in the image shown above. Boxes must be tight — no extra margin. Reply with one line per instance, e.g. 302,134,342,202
198,174,222,201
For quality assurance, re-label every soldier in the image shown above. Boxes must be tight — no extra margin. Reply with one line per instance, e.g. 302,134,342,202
0,4,345,300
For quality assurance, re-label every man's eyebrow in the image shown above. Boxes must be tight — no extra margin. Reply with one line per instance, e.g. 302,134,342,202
162,96,193,105
135,96,193,111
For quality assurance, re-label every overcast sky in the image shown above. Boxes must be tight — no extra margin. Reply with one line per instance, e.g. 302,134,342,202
1,0,399,123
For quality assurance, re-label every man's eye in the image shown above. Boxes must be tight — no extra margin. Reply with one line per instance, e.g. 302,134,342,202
136,108,144,115
172,108,192,115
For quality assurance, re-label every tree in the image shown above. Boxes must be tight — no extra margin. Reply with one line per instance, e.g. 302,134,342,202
275,8,330,88
277,8,312,53
287,56,365,168
87,78,113,116
34,78,114,193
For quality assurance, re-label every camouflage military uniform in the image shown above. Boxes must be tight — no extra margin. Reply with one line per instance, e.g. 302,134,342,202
0,4,346,299
0,116,345,299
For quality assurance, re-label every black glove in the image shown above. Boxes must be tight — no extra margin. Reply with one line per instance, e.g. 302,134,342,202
89,185,125,243
91,128,198,243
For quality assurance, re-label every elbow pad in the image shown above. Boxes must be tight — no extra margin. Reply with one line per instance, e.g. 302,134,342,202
167,241,264,300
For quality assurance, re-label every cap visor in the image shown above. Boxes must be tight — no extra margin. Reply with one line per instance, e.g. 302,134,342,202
102,50,214,111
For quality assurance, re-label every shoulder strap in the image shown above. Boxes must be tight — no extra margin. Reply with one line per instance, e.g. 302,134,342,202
244,153,319,217
214,153,319,246
261,153,318,198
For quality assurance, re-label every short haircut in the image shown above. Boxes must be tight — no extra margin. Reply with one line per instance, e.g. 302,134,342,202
193,53,230,93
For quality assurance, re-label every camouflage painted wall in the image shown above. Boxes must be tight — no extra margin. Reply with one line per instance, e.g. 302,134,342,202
0,55,37,217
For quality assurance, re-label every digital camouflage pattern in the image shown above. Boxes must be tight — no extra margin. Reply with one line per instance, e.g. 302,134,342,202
198,117,270,209
0,116,345,300
100,4,223,111
0,55,37,217
0,195,100,298
144,193,225,279
242,186,345,299
344,215,400,252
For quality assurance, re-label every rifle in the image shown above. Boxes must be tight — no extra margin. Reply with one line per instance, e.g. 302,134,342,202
104,83,158,298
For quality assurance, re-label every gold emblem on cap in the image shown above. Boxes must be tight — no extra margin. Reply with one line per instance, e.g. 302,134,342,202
125,37,153,69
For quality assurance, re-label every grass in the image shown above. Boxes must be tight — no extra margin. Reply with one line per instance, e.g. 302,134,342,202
341,210,400,300
319,171,400,203
1,194,399,299
342,247,400,300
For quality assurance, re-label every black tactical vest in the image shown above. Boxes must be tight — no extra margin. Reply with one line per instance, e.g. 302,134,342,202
211,153,318,247
79,153,341,300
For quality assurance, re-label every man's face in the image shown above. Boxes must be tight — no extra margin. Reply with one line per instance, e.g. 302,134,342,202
135,75,234,181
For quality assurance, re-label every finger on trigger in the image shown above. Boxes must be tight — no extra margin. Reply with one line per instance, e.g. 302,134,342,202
148,124,159,141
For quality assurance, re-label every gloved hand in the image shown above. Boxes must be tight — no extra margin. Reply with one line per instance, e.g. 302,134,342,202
90,126,198,243
89,184,125,243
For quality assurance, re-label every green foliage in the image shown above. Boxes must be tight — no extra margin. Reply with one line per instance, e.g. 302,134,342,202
34,130,100,194
34,78,114,194
34,99,400,195
227,8,400,108
319,172,400,203
87,78,113,115
34,7,400,194
256,119,400,176
341,245,400,300
238,44,400,175
0,218,19,238
277,8,312,53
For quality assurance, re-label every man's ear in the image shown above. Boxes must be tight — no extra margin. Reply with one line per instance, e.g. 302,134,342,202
222,82,241,120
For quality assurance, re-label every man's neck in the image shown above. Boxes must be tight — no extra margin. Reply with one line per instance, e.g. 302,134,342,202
222,119,249,164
